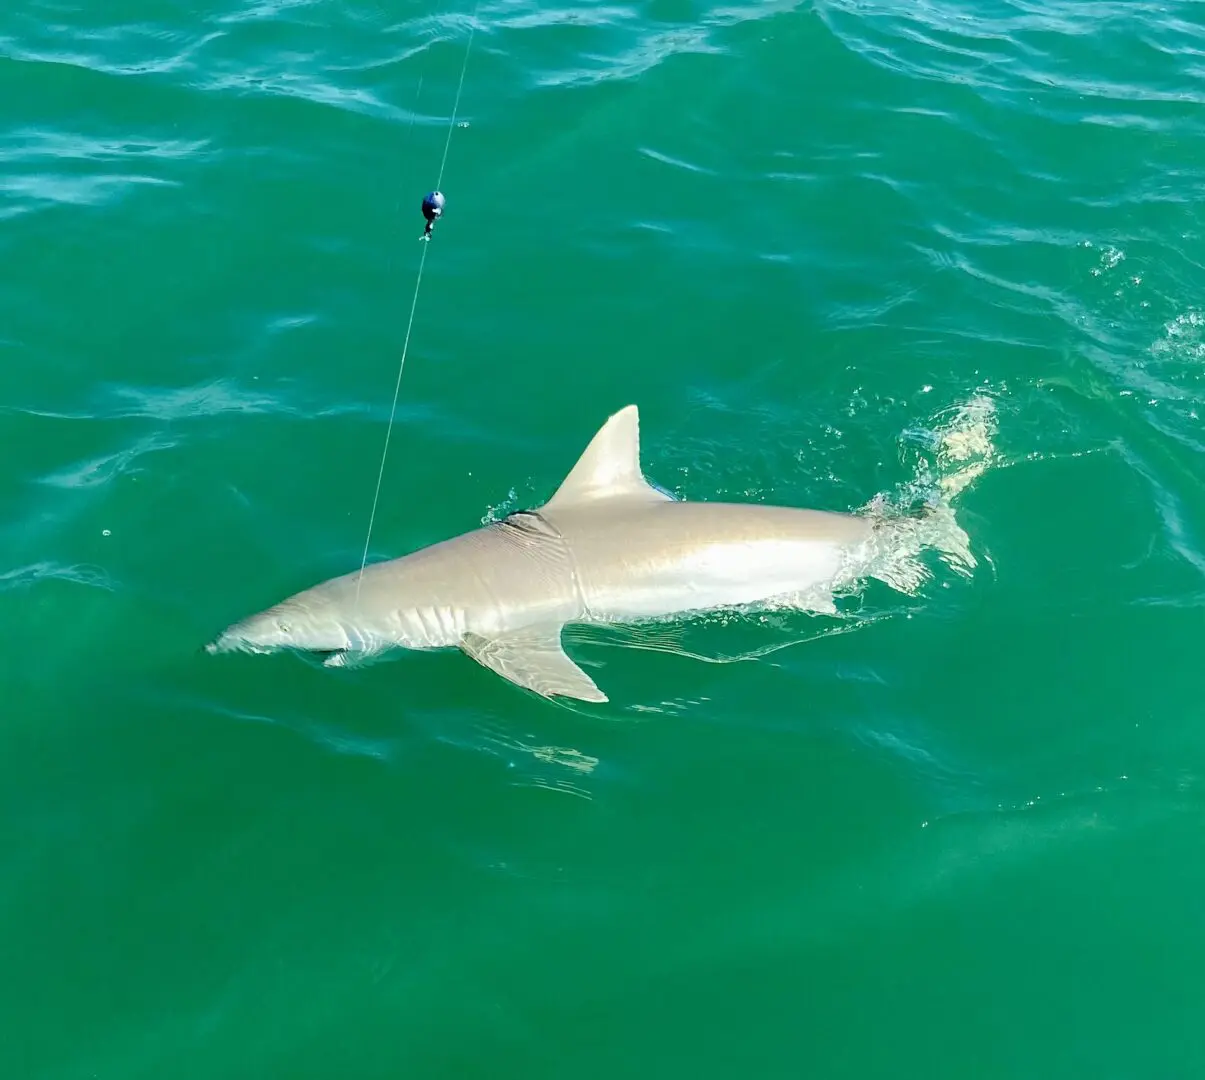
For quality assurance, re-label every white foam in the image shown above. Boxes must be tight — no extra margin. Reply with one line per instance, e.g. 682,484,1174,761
847,392,998,595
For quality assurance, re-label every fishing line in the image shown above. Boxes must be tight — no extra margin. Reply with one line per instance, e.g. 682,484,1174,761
436,6,477,190
356,3,481,603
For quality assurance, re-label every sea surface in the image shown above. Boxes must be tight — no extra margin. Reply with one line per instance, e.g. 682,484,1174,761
4,0,1205,1076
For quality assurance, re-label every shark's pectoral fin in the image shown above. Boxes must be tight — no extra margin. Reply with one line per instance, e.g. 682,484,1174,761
461,628,608,703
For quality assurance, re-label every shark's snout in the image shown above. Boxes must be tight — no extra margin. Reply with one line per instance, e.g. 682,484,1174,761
208,593,358,658
206,610,291,656
205,629,256,656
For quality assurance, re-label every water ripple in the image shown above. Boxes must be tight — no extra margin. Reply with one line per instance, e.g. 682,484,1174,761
637,145,714,176
818,0,1205,116
0,170,175,208
0,25,225,78
37,431,177,489
0,560,116,593
196,68,409,122
532,24,723,88
204,699,399,763
0,129,212,163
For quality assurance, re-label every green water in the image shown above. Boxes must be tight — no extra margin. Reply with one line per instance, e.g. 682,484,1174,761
5,0,1205,1075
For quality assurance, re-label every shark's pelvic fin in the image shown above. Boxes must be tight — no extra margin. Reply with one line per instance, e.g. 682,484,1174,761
461,627,608,703
542,404,673,512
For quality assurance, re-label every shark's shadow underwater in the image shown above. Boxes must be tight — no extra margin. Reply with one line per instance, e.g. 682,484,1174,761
208,405,977,702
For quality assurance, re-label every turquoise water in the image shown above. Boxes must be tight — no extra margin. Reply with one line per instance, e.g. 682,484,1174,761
5,0,1205,1075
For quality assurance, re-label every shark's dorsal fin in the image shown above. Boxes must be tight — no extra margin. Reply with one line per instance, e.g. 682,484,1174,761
542,405,672,512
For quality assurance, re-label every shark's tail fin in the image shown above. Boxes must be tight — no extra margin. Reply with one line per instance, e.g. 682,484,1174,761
854,394,998,596
924,392,1000,507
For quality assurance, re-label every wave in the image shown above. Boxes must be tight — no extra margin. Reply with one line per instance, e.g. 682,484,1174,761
0,560,116,593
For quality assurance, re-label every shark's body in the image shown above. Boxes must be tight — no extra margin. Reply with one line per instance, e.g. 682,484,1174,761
208,405,930,702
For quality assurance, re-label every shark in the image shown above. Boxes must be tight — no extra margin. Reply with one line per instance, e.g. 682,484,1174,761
207,405,968,702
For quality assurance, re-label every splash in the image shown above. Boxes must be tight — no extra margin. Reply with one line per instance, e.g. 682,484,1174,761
480,486,523,526
853,392,999,593
572,392,1000,673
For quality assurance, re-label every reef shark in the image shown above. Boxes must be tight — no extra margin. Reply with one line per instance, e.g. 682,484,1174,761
207,405,959,702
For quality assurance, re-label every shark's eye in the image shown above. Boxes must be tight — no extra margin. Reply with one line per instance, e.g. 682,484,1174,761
278,621,291,633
